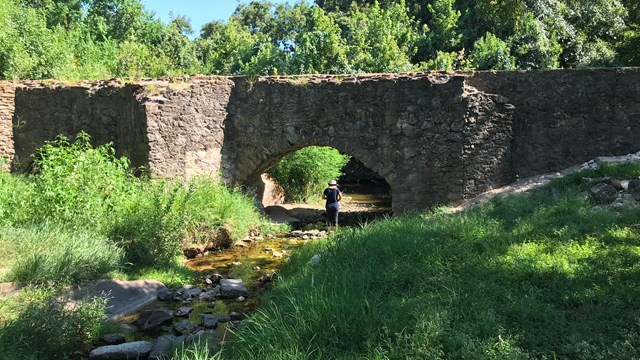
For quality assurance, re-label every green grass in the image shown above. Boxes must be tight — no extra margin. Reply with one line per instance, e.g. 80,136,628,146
0,133,280,359
0,225,124,286
206,163,640,359
0,287,108,360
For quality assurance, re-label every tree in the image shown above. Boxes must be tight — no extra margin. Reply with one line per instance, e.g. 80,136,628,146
85,0,150,41
426,0,461,53
511,12,562,69
197,19,257,75
288,6,345,73
341,1,417,73
470,32,515,70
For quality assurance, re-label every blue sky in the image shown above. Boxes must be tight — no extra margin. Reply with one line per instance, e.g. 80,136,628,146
140,0,295,37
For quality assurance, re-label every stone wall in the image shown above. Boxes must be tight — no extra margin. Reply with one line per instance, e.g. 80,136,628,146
0,82,15,170
1,69,638,212
468,68,640,179
140,77,234,179
11,81,148,171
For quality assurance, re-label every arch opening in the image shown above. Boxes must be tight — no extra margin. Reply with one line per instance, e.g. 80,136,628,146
255,146,392,229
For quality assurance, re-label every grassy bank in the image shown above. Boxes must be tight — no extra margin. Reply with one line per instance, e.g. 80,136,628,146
208,163,640,359
0,133,276,359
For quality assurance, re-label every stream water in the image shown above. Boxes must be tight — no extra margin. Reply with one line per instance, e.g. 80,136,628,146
119,234,308,342
118,185,391,344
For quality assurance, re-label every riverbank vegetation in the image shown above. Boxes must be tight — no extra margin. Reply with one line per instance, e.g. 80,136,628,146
204,162,640,359
0,134,275,359
268,146,350,203
1,0,639,81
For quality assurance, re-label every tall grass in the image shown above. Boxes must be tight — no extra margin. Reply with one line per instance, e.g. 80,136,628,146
0,288,108,360
216,163,640,359
0,133,271,283
0,133,275,359
0,225,123,286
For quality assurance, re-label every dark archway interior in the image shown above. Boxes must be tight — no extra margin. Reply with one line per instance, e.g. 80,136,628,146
338,157,392,213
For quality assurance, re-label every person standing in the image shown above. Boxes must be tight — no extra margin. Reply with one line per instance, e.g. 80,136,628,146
323,180,342,233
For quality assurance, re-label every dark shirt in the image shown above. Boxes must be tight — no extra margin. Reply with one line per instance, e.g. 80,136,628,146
324,187,341,209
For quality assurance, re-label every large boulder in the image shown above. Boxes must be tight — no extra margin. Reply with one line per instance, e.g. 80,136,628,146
133,310,173,331
219,279,248,299
89,341,153,360
173,319,197,336
628,179,640,200
589,183,618,204
149,335,177,360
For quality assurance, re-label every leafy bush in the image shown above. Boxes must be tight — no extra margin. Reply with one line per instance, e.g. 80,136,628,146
470,32,515,70
1,132,268,269
0,288,107,360
268,146,350,203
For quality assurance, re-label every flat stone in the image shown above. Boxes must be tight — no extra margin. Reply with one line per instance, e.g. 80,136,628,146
89,341,153,360
173,319,197,336
133,310,173,331
64,280,168,320
100,333,126,346
173,306,194,317
219,279,248,299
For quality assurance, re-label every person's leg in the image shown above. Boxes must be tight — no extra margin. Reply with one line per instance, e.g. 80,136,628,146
327,207,337,233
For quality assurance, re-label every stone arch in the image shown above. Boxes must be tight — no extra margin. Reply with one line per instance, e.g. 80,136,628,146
229,140,396,209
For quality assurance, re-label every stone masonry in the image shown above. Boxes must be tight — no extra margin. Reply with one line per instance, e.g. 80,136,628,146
0,69,638,213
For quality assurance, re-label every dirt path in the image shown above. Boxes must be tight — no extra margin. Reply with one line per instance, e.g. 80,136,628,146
453,152,640,212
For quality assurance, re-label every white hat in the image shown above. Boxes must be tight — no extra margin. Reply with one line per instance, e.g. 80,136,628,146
328,180,338,186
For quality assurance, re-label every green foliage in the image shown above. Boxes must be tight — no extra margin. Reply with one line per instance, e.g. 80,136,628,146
0,288,107,359
289,6,345,73
341,1,416,73
511,13,562,69
0,225,123,286
2,0,640,80
470,32,515,70
268,146,349,204
29,132,132,230
425,0,462,54
220,163,640,359
0,133,269,270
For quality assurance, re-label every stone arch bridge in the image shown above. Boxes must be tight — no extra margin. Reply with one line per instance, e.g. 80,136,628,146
0,69,639,212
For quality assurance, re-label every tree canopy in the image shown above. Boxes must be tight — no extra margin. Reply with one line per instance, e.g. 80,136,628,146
1,0,638,80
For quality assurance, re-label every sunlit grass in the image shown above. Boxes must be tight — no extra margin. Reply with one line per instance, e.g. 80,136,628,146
210,163,640,359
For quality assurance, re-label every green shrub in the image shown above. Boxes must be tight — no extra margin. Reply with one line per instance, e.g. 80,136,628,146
268,146,350,203
29,132,133,231
0,132,270,269
0,288,107,360
470,32,515,70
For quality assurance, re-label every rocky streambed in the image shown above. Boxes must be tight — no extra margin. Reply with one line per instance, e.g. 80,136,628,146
88,229,326,360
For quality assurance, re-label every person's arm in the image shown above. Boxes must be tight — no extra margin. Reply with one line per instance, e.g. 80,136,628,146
337,190,342,201
322,189,327,199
